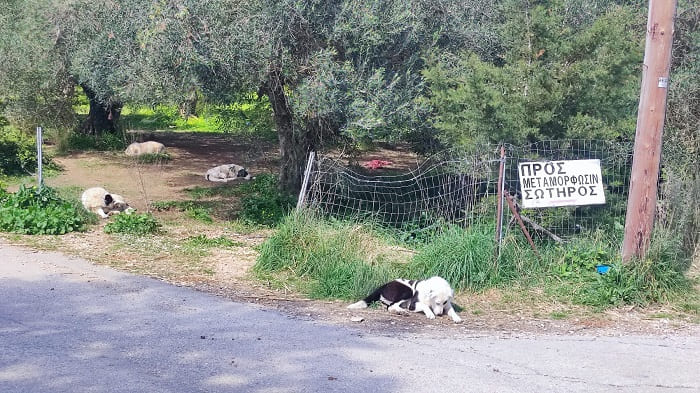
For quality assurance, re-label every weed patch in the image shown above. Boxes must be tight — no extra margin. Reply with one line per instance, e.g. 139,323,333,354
0,185,86,235
104,213,161,235
234,174,295,227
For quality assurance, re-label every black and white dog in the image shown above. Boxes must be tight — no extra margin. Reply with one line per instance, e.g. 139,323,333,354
347,276,462,323
81,187,134,219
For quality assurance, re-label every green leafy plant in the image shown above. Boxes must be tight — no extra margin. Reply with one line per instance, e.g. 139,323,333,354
104,212,161,235
185,207,213,223
235,174,296,227
0,184,86,234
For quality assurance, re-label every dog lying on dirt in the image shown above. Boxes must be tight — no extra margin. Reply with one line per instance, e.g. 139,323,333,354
205,164,252,182
81,187,134,219
124,141,166,156
347,276,462,323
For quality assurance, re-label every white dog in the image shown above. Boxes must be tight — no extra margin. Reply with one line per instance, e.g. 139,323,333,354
81,187,133,219
347,276,462,323
205,164,252,182
124,141,166,156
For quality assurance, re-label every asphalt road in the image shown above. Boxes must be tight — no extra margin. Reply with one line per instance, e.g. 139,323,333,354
1,241,698,393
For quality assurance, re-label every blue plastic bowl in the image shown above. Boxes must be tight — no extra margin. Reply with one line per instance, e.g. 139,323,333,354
596,264,611,274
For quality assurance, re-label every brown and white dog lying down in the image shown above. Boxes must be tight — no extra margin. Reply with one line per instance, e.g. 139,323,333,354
347,276,463,323
124,141,166,156
81,187,134,219
205,164,252,182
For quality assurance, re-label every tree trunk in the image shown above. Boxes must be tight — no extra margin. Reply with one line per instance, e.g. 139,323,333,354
80,84,122,135
265,74,313,196
178,88,198,119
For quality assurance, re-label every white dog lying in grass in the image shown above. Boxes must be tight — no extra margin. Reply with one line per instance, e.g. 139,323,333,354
347,276,462,323
81,187,134,219
205,164,252,182
124,141,166,156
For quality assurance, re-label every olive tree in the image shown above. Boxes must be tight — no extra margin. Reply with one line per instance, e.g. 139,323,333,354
0,0,75,130
124,0,499,194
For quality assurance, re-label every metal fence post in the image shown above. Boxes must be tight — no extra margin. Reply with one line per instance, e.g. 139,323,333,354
297,151,316,209
494,145,506,262
36,126,43,188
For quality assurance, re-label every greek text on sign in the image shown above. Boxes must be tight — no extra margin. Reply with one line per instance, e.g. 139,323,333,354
518,159,606,208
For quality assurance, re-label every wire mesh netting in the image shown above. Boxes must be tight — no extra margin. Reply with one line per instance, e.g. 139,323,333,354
301,140,636,241
502,140,634,240
303,146,504,233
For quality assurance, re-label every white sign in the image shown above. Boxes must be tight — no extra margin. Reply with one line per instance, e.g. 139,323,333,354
518,159,606,208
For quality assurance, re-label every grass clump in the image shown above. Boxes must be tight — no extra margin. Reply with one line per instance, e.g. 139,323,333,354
104,213,161,235
579,229,692,307
150,200,214,223
183,234,241,249
407,225,497,290
255,210,401,299
0,184,87,235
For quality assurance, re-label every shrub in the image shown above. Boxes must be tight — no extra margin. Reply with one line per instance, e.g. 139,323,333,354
104,213,161,235
235,174,296,227
0,185,86,234
58,131,126,152
0,126,41,176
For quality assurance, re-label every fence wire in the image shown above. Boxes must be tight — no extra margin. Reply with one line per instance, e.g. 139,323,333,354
301,140,638,242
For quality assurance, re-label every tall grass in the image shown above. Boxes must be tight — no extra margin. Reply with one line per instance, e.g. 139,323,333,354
255,210,695,309
255,210,400,299
406,225,498,290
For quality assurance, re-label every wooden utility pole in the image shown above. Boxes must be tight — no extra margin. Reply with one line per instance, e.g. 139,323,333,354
622,0,677,262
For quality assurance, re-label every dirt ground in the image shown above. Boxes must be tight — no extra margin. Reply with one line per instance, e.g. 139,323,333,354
3,131,699,338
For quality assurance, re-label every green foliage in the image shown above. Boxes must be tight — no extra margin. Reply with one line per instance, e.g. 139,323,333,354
104,213,161,235
255,211,399,299
58,131,127,152
407,225,497,290
0,0,76,130
235,174,296,227
554,236,616,278
207,94,275,137
0,185,86,234
150,199,212,222
0,127,42,176
422,2,644,146
183,234,241,248
185,207,213,223
256,209,694,309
